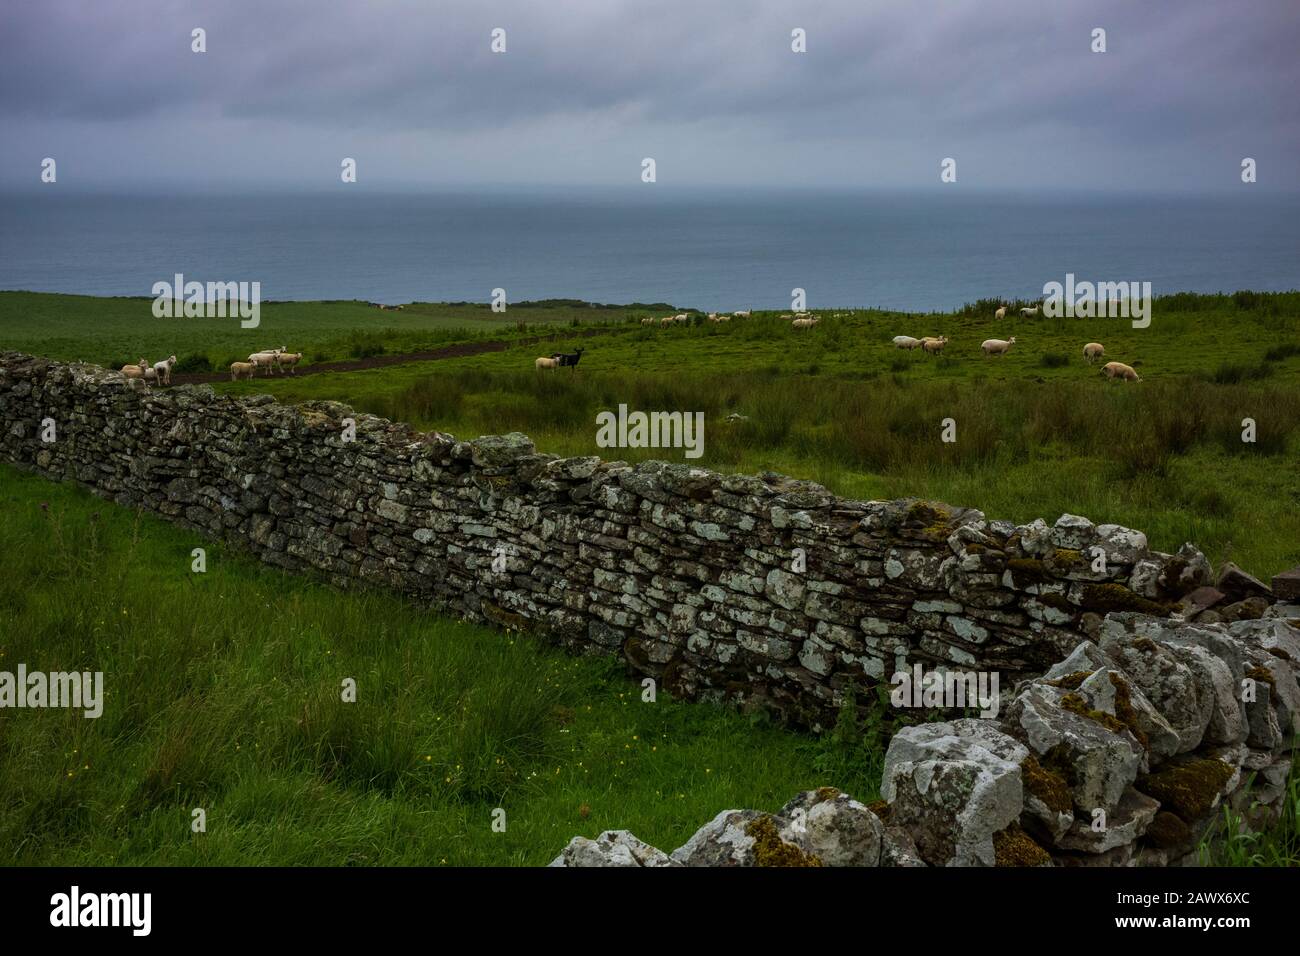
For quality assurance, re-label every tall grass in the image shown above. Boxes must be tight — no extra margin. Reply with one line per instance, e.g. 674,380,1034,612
0,466,882,865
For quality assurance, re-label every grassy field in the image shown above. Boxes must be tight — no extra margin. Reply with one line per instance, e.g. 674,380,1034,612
2,291,1298,866
0,465,884,865
4,291,1299,577
0,292,659,373
201,294,1300,579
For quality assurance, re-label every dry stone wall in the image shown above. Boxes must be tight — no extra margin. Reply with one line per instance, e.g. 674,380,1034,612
0,352,1243,727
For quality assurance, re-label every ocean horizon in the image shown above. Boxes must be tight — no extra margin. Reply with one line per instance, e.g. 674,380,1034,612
3,188,1298,312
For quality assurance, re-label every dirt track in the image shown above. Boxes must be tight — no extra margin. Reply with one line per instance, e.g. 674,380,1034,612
170,326,619,385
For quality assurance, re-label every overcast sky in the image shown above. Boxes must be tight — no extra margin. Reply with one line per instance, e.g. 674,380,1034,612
1,0,1297,192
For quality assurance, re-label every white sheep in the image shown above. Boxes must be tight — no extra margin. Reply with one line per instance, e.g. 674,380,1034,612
121,358,149,381
892,335,922,350
920,336,949,354
981,337,1016,355
674,313,690,323
535,356,559,370
230,361,256,381
1100,361,1141,382
1083,342,1105,363
659,316,676,326
640,316,657,326
1020,306,1039,317
792,317,819,329
277,352,304,374
153,355,177,385
995,306,1007,320
709,314,731,323
248,351,281,375
733,310,751,317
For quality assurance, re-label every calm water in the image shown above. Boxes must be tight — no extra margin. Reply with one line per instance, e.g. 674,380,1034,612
2,189,1298,311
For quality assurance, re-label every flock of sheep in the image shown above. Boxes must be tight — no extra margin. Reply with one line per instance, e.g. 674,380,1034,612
118,347,304,385
120,355,177,385
229,347,304,380
633,305,1144,382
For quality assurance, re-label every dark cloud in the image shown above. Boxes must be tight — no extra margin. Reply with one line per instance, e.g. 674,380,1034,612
1,0,1297,189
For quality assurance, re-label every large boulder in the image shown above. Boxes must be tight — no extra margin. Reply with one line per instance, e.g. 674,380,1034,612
882,721,1026,866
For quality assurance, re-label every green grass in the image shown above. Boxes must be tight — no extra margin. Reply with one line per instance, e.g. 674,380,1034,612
219,356,1300,580
6,290,1299,577
0,292,655,372
0,465,886,866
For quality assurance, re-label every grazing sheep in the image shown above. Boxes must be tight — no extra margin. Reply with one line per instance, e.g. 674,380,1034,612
248,351,282,375
640,316,657,326
892,335,922,350
551,348,585,370
994,306,1007,321
709,314,731,323
1083,342,1105,363
659,316,676,326
981,337,1016,355
153,355,177,385
535,356,560,370
1100,361,1141,382
277,352,304,373
792,317,819,329
674,314,690,323
1020,306,1039,317
121,358,149,381
920,336,949,354
230,361,256,381
733,310,751,317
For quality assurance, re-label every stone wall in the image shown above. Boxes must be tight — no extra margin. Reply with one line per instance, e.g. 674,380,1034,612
0,352,1251,728
551,612,1300,867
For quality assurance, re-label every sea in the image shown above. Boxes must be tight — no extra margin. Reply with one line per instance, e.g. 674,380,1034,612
2,188,1298,311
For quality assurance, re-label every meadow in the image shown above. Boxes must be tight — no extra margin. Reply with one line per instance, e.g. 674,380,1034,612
2,290,1298,866
4,290,1299,577
0,466,884,865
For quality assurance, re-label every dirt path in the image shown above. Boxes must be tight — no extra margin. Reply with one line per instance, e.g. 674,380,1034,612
170,326,621,385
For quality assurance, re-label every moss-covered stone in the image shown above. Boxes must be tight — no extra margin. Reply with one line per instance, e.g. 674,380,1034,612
1007,558,1049,586
1144,810,1191,849
1080,583,1171,617
1245,665,1274,684
814,786,841,803
1021,754,1073,815
1037,592,1075,613
1060,691,1131,738
866,798,891,821
905,500,955,541
1045,671,1092,690
746,815,823,867
993,823,1052,867
1052,548,1084,568
1139,758,1236,821
1107,672,1150,751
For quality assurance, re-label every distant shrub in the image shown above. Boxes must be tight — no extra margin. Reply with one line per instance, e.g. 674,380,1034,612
1039,353,1070,368
349,333,386,359
1263,343,1300,363
1207,361,1273,385
1233,290,1260,310
173,353,211,374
